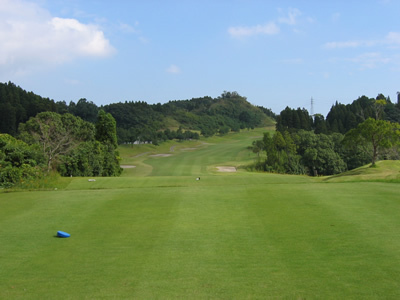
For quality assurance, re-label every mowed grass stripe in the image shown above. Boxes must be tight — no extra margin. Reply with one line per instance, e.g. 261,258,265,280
246,182,400,298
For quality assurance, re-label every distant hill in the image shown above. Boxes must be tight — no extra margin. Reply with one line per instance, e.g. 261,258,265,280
0,82,275,144
103,92,276,143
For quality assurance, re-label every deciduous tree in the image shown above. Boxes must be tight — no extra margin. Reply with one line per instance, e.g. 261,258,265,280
344,118,400,166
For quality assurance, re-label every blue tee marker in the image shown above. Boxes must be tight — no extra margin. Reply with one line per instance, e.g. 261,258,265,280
57,231,70,238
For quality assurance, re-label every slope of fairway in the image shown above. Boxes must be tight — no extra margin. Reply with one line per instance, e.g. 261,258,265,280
324,160,400,183
1,128,400,299
118,128,271,177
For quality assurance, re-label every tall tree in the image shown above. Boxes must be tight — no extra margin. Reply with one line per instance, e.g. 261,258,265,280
344,118,400,166
70,98,99,123
19,112,92,172
95,110,118,148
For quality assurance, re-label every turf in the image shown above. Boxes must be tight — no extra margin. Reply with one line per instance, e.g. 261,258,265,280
1,128,400,299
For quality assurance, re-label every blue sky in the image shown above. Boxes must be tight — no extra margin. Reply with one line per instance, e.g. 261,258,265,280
1,0,399,116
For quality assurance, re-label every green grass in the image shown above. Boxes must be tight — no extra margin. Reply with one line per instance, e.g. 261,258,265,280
1,127,400,299
323,160,400,183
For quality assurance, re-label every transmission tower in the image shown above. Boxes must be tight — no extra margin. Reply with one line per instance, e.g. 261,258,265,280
311,97,314,116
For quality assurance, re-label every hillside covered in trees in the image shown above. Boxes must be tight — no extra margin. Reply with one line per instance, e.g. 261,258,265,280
0,82,274,144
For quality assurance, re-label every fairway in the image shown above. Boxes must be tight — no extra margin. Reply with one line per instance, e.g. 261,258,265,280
1,129,400,299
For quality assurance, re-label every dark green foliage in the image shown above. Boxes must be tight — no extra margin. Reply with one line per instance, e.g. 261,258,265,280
57,142,121,177
253,130,347,176
0,82,66,135
326,94,400,133
295,131,347,176
277,94,400,135
313,114,328,134
16,111,121,178
254,116,400,176
1,82,273,145
256,131,306,175
105,92,271,143
344,118,400,166
19,112,93,171
0,134,44,187
218,125,230,135
257,106,276,119
276,107,312,133
95,110,118,148
69,98,99,123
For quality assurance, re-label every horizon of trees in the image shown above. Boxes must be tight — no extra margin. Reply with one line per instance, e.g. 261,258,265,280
253,94,400,176
0,82,274,144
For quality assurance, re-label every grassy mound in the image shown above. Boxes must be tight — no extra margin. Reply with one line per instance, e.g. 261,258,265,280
324,160,400,183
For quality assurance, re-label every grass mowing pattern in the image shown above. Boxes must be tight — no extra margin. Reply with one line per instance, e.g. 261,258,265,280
1,128,400,298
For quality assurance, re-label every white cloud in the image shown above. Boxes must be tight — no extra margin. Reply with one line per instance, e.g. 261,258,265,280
349,52,391,69
278,8,302,25
324,41,363,49
228,22,279,38
0,0,115,75
324,31,400,49
385,32,400,47
118,22,137,34
228,7,307,39
166,64,181,74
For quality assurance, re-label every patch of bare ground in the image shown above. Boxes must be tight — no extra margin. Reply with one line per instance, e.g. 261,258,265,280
120,165,136,169
149,154,172,157
216,166,237,172
133,152,150,157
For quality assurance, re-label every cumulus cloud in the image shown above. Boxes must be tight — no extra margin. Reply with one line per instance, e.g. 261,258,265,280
228,22,280,38
0,0,115,75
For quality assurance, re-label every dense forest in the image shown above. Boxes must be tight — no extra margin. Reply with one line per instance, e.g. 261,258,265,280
0,82,274,145
251,93,400,176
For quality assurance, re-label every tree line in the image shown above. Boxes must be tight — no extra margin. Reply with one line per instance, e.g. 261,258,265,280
1,110,121,188
0,82,274,145
252,94,400,176
276,94,400,134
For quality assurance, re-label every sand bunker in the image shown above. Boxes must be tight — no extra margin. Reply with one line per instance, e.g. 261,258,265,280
149,154,172,157
121,165,136,169
216,166,237,172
